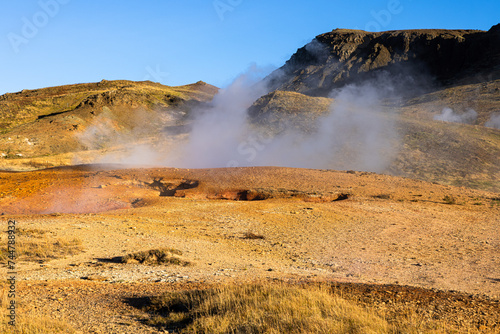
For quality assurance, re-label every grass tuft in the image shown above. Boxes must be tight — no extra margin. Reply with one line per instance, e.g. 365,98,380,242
242,232,265,240
118,248,190,266
443,195,457,204
145,283,390,333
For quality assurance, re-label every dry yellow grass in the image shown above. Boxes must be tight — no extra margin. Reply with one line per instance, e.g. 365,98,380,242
119,248,190,266
0,228,83,262
145,282,474,334
0,286,74,333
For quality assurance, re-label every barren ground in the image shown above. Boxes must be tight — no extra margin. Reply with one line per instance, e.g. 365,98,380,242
1,165,499,333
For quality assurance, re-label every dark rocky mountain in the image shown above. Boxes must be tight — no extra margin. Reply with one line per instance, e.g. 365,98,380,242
266,24,500,97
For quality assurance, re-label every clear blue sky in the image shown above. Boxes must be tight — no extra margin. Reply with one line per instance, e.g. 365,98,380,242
0,0,498,94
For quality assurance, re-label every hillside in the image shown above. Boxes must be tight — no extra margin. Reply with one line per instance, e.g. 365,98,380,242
0,80,217,130
249,25,500,192
246,88,500,192
0,80,217,167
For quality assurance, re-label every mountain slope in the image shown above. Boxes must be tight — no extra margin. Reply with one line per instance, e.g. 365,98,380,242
267,24,500,97
247,25,500,192
0,80,218,164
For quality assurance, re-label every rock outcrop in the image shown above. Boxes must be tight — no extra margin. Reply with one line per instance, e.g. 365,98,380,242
267,24,500,96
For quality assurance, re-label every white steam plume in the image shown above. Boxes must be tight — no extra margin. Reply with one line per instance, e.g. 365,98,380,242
485,112,500,129
249,83,398,172
162,67,269,168
433,107,477,124
76,67,400,173
75,105,181,165
163,69,398,172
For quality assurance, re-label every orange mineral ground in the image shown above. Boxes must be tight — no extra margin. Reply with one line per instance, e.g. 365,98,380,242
1,165,499,332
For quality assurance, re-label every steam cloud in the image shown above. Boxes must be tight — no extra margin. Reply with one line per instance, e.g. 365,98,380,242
485,112,500,129
248,83,397,171
77,67,400,173
162,68,269,168
75,105,178,165
433,107,478,124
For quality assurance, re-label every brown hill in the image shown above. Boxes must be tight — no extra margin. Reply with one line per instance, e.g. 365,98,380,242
0,80,217,130
1,79,499,192
248,90,332,132
267,24,500,96
248,25,500,192
0,80,217,165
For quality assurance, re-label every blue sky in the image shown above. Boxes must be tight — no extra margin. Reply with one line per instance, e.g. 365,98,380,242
0,0,498,94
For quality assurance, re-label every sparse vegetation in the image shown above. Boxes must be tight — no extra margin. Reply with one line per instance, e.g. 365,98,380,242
0,228,83,262
16,228,48,236
118,248,190,266
242,231,265,240
145,283,389,333
0,287,75,333
144,282,483,334
373,194,391,200
25,160,54,169
443,195,457,205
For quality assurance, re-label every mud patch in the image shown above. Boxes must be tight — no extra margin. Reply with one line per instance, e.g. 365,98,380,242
205,188,351,202
332,193,350,201
146,178,200,197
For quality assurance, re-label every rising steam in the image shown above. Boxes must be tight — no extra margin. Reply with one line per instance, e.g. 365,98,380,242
485,112,500,129
162,67,269,168
76,67,400,173
247,83,398,171
433,107,478,124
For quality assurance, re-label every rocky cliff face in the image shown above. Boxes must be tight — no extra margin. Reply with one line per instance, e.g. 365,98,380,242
267,24,500,97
